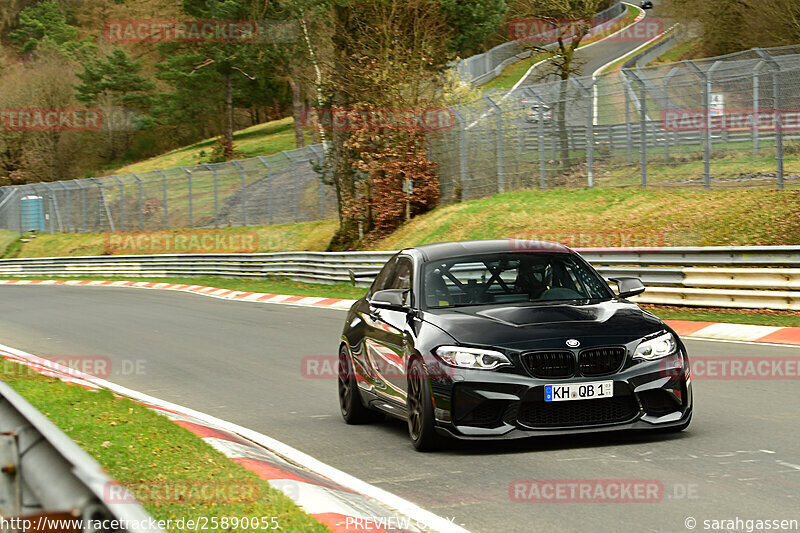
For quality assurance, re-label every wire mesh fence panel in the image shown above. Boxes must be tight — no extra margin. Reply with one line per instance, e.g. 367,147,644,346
2,45,800,235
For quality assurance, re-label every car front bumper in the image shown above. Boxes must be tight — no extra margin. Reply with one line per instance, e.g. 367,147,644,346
426,352,692,440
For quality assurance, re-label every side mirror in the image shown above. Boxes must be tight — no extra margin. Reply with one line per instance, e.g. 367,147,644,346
370,289,410,311
610,277,645,299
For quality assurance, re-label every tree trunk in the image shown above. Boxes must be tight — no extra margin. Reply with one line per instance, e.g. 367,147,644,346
223,72,235,159
327,3,361,250
289,75,305,148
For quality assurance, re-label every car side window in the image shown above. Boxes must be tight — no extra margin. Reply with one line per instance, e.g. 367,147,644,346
389,258,412,291
370,258,398,295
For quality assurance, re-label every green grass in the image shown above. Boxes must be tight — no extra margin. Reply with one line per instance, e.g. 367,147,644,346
0,230,20,258
480,53,549,90
4,362,328,533
11,221,338,258
651,39,703,64
594,149,800,187
641,305,800,327
109,118,313,176
373,188,800,249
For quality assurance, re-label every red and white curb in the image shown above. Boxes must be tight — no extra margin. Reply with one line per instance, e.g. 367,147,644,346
0,343,467,533
0,279,357,310
667,320,800,346
2,279,799,346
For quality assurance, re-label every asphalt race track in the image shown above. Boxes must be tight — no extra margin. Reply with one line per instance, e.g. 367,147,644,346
520,1,670,85
1,285,798,532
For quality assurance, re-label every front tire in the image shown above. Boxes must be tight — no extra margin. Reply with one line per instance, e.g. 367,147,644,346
407,358,444,451
338,345,382,424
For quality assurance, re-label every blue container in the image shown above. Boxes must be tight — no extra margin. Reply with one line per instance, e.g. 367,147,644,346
21,195,45,232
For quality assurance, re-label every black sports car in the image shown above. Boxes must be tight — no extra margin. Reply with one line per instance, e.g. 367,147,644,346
338,240,692,450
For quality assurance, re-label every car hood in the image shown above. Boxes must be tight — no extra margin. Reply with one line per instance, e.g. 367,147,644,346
421,300,666,351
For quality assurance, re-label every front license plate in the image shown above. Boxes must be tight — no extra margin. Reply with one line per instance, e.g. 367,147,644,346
545,380,613,402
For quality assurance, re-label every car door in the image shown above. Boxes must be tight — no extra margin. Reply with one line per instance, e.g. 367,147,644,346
364,256,412,405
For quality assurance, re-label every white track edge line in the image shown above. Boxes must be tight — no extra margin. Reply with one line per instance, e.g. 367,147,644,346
0,342,469,533
468,3,641,130
3,280,798,348
682,337,800,349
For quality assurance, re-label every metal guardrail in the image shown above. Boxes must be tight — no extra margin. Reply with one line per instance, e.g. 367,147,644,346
0,247,799,309
0,380,165,532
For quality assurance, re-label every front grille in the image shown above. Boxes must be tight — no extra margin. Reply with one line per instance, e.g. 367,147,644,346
518,396,639,428
521,351,575,378
579,347,626,376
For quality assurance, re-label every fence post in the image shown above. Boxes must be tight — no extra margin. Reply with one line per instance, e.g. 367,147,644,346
17,189,24,234
573,78,595,188
257,156,272,225
533,93,547,189
707,62,723,146
755,48,784,189
753,61,765,156
111,175,124,231
41,182,61,233
663,68,681,164
155,169,168,229
623,75,633,164
282,151,300,222
205,164,218,227
228,160,247,226
485,96,504,193
308,145,326,218
683,60,711,189
624,69,648,187
451,109,468,201
180,167,193,227
53,181,67,233
132,173,144,231
74,179,87,233
64,182,74,231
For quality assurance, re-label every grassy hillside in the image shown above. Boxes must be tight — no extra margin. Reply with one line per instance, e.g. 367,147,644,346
372,188,800,249
3,221,337,258
2,188,798,259
107,118,313,176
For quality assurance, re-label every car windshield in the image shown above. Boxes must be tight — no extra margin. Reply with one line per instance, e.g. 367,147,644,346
423,252,613,308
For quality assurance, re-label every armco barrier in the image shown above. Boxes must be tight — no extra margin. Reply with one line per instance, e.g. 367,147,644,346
0,380,165,532
1,246,799,309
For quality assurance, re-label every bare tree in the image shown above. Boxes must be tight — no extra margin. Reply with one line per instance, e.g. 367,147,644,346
508,0,603,169
323,0,452,248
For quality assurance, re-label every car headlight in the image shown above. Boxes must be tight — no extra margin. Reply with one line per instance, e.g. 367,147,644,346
634,332,677,360
434,346,511,370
